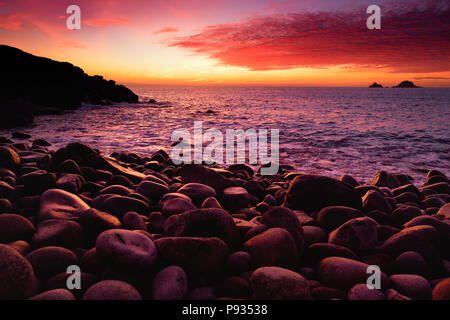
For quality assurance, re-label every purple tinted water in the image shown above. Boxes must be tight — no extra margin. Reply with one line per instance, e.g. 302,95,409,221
1,86,449,184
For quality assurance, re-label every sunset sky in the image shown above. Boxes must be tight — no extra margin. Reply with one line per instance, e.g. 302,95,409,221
1,0,449,86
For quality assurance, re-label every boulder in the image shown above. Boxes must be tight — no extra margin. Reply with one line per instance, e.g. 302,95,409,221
28,289,75,300
32,219,83,249
389,274,431,300
38,189,90,221
0,214,35,243
178,183,217,206
152,266,187,300
432,278,450,300
348,284,384,300
95,229,157,273
250,267,310,300
155,237,228,273
328,217,378,254
83,280,142,300
284,175,362,213
316,206,362,231
222,187,249,212
243,228,300,269
25,246,78,279
0,244,35,299
0,146,20,169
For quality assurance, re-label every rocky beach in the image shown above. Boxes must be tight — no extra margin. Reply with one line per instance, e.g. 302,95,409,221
0,137,449,300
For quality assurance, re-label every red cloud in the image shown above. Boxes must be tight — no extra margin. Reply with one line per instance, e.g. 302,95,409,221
0,14,23,31
83,17,133,27
153,27,179,34
170,1,450,72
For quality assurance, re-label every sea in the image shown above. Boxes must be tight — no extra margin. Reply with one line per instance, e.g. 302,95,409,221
1,86,449,184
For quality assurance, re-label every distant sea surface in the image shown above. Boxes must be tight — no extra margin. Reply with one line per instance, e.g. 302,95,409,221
1,86,449,184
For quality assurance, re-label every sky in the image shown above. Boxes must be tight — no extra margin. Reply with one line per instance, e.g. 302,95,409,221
0,0,449,87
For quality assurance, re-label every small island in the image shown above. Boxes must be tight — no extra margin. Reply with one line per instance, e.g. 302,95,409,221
369,82,383,88
393,80,422,88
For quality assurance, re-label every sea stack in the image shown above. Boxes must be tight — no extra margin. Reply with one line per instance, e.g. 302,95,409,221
394,81,421,88
369,82,383,88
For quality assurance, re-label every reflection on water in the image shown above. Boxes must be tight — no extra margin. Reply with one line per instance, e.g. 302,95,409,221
1,86,449,184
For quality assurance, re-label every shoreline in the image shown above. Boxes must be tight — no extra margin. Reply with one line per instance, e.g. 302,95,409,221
0,137,449,300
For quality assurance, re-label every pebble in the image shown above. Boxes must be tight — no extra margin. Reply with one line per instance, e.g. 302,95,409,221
389,274,432,300
178,183,217,206
348,284,385,300
28,289,75,300
328,217,378,254
25,246,78,279
82,280,142,300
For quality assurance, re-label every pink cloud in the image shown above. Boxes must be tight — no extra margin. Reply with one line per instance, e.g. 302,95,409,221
0,14,23,31
153,27,179,34
83,17,133,27
170,0,450,72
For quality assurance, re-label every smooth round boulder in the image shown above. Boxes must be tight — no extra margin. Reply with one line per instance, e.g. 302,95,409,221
95,229,157,273
222,187,249,212
136,180,169,201
152,265,187,300
78,208,122,236
391,205,423,227
317,206,362,231
250,266,310,300
389,274,431,300
38,189,90,221
25,246,78,279
303,226,327,245
32,219,83,248
328,217,378,254
122,211,147,230
243,228,300,269
394,251,428,277
318,257,389,290
284,175,362,213
0,244,35,299
28,289,75,300
55,174,84,194
0,146,20,169
103,195,149,217
155,237,228,273
432,278,450,300
362,190,392,214
226,251,252,275
161,197,196,217
83,280,142,300
261,206,304,254
348,284,385,300
437,203,450,220
164,208,238,247
0,214,35,243
304,243,358,265
177,183,217,206
99,185,132,196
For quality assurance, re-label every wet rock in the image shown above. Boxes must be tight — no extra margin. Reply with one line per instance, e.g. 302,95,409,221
437,203,450,220
99,185,132,196
178,183,217,206
222,187,249,212
25,246,78,279
340,174,359,187
385,288,412,300
152,266,187,300
348,284,384,300
19,171,56,195
311,287,347,300
32,219,83,249
226,251,252,275
136,180,169,201
95,229,157,273
164,208,238,247
83,280,142,300
161,197,196,216
318,257,389,290
328,217,378,254
43,272,97,298
28,289,75,300
78,208,122,237
362,190,392,214
377,225,400,242
243,228,300,269
122,211,147,230
180,164,227,194
262,206,305,253
371,171,400,189
0,214,35,243
38,189,90,221
304,243,358,265
285,175,362,213
215,276,251,299
432,278,450,300
395,251,429,277
303,226,327,245
389,274,431,300
250,267,310,300
391,205,423,227
201,197,222,209
55,173,84,194
103,195,149,217
0,199,13,213
0,244,35,299
8,240,31,256
0,181,15,200
0,146,21,169
155,237,228,273
317,206,362,231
